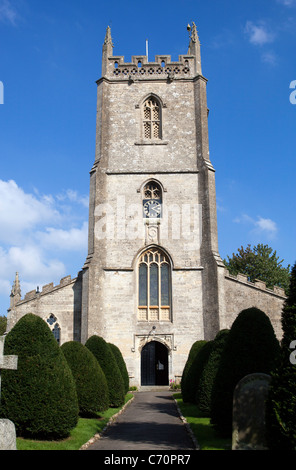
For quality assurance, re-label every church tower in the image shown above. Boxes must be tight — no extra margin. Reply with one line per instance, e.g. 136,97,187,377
81,22,226,386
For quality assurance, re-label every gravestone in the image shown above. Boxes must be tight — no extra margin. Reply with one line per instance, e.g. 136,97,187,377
232,373,271,450
0,335,18,450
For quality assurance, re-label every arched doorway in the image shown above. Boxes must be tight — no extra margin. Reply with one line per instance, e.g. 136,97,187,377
141,341,169,386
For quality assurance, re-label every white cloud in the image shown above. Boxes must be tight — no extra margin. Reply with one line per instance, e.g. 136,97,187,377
36,222,88,252
276,0,296,6
245,21,275,46
0,180,59,243
234,214,278,238
56,189,89,208
0,180,88,312
261,51,278,66
0,0,18,25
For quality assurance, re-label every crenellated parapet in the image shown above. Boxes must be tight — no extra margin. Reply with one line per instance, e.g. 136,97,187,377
225,269,286,298
104,54,197,81
12,273,81,306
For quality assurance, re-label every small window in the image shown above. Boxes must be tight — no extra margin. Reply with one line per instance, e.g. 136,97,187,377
47,314,61,344
143,97,162,139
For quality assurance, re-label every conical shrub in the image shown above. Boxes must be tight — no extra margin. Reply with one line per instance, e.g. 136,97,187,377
61,341,109,416
108,342,129,394
181,340,207,403
0,314,79,439
85,335,125,407
211,308,281,437
196,329,229,415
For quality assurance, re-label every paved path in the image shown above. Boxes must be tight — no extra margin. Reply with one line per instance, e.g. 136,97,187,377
86,390,196,451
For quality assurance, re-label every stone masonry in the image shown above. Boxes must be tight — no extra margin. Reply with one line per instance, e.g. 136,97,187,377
7,23,286,387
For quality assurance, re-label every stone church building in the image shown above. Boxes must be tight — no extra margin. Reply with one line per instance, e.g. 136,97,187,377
7,23,285,387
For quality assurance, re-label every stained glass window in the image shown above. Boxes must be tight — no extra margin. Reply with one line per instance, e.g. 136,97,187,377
161,264,170,306
139,263,147,306
138,248,171,321
150,263,159,306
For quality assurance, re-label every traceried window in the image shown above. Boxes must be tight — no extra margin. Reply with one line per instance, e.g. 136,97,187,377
138,248,171,322
143,97,162,139
47,314,61,345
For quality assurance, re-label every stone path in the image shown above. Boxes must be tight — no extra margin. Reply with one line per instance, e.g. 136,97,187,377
85,390,196,451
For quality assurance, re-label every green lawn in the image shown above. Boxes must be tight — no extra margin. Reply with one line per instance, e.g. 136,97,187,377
16,393,134,451
173,393,231,450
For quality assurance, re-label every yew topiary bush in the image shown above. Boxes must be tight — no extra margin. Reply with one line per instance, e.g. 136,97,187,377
61,341,109,416
181,340,207,403
0,314,79,439
108,342,129,394
210,308,281,437
196,329,230,415
85,335,125,407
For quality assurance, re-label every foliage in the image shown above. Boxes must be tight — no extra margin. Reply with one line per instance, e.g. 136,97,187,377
187,341,213,407
0,314,79,439
266,262,296,450
16,393,133,450
0,315,7,335
181,340,207,403
85,335,125,407
196,329,230,415
108,342,129,394
173,393,231,450
61,341,109,416
210,308,281,437
224,243,290,293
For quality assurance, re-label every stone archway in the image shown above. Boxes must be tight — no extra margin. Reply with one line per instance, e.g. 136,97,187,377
141,340,169,386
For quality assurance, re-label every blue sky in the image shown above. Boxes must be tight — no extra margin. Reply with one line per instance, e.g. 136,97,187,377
0,0,295,315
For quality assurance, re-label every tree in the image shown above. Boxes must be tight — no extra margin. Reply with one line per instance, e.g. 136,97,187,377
61,341,109,416
266,262,296,449
0,315,7,335
85,335,125,407
0,314,79,439
224,244,290,293
211,308,280,437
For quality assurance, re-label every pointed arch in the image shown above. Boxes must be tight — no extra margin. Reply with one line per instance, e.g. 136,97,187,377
137,246,172,322
142,94,163,140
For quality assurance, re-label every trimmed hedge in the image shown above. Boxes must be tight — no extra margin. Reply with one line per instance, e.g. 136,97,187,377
85,335,125,407
266,263,296,450
196,329,229,415
61,341,109,416
188,341,213,407
108,343,129,394
181,340,207,403
0,314,79,439
210,308,281,437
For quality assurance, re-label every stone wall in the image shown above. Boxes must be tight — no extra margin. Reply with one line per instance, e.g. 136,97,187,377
223,270,285,339
7,273,82,343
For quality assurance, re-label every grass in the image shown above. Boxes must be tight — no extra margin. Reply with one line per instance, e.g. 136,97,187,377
173,393,231,450
16,393,134,451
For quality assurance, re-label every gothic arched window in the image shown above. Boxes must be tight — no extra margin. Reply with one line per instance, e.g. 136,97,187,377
143,97,162,140
138,248,171,322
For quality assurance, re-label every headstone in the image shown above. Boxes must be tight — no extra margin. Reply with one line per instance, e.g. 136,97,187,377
0,335,18,451
232,373,271,450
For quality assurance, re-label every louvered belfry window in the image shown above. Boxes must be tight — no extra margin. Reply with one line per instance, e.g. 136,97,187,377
143,97,161,139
